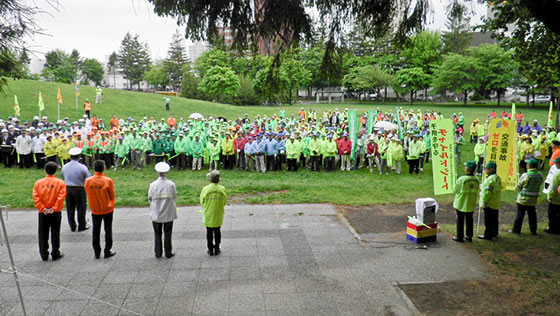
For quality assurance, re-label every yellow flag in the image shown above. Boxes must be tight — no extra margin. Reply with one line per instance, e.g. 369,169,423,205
14,95,20,117
38,91,45,111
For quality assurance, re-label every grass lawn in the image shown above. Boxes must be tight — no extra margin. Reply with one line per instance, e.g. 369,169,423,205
0,79,552,209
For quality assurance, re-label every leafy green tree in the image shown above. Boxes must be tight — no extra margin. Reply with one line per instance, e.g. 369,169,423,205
194,48,230,78
180,68,206,100
402,30,444,100
81,58,105,86
233,75,261,105
164,31,189,90
41,49,79,83
393,67,430,105
118,32,152,90
144,61,169,89
198,65,240,102
432,54,479,105
343,65,392,100
280,54,312,103
466,44,516,106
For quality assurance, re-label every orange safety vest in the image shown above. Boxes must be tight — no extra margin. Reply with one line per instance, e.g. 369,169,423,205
84,101,91,111
84,172,115,215
74,140,84,148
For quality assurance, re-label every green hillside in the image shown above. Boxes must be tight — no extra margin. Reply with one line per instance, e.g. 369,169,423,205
0,79,551,124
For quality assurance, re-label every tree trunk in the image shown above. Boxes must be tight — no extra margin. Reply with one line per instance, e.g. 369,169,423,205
497,90,501,107
555,87,560,129
526,93,529,107
410,91,414,105
424,88,428,101
384,87,387,101
532,92,536,107
464,90,468,105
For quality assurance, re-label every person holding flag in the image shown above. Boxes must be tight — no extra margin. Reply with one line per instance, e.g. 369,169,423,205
14,95,20,117
38,92,45,117
57,88,63,120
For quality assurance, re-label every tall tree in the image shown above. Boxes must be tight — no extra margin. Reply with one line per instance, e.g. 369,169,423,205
198,65,240,102
393,67,430,105
81,58,105,86
432,54,479,105
164,31,189,91
441,2,473,54
343,65,392,101
144,61,169,89
402,31,444,100
41,49,79,84
117,33,151,90
107,52,119,88
194,48,230,78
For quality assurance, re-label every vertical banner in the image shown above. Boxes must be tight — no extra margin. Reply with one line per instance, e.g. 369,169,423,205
367,110,375,135
57,88,63,121
486,119,517,191
348,109,358,163
430,119,456,195
548,101,554,127
14,95,20,117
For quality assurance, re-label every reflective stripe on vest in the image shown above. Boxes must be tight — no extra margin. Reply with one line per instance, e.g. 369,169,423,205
520,173,543,197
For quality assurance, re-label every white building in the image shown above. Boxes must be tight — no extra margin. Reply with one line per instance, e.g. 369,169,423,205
102,55,148,90
188,41,210,62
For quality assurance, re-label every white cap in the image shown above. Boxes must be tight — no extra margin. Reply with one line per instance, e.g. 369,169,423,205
155,162,170,173
69,147,82,156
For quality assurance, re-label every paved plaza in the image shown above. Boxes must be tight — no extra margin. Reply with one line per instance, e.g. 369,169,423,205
0,204,486,315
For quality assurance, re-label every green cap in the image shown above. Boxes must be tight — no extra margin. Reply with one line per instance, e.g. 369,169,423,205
485,161,497,169
527,158,539,168
464,160,477,170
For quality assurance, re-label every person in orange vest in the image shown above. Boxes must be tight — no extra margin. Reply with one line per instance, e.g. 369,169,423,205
85,160,117,259
110,115,119,129
74,133,84,149
84,98,92,119
168,114,177,128
298,107,306,120
33,161,67,261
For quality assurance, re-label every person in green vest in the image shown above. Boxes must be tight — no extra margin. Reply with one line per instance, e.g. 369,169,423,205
418,135,427,171
200,170,228,256
113,137,130,171
191,134,205,171
140,132,152,167
152,134,166,164
378,137,389,175
510,158,543,235
95,85,103,104
473,137,487,175
452,160,480,242
391,138,404,174
407,135,422,174
286,135,299,171
207,137,221,171
164,135,174,165
322,134,337,171
546,156,560,234
309,132,322,171
478,161,502,240
174,132,189,170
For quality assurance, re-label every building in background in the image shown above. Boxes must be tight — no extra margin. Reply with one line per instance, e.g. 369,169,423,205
102,55,148,90
188,41,211,62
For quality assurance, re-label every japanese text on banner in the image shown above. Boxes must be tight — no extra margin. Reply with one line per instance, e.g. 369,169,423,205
485,119,517,191
431,119,456,195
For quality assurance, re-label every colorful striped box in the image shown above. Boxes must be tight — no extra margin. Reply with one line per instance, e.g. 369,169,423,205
406,221,438,243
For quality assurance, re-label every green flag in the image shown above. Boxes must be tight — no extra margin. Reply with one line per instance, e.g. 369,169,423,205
14,95,20,117
38,91,45,112
548,101,554,127
367,110,375,135
348,110,358,163
511,102,516,119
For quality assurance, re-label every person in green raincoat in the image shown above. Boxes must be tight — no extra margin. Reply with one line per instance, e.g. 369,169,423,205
478,161,501,240
113,137,130,171
191,134,205,171
152,134,166,163
207,137,221,170
473,137,487,175
452,160,480,242
200,170,227,256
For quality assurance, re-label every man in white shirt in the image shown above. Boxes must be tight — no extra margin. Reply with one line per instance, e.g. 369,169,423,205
32,129,46,169
15,129,33,168
148,162,177,258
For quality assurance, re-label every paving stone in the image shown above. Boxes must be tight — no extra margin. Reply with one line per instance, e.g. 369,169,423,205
229,293,265,312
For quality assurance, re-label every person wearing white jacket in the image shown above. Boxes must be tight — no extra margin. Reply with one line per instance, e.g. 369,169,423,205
32,130,46,169
148,162,178,259
15,129,33,168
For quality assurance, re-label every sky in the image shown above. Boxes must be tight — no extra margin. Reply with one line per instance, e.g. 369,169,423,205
28,0,488,63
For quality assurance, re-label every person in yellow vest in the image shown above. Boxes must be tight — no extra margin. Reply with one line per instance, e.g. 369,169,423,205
510,158,543,235
452,160,480,242
469,119,479,143
407,135,422,174
200,170,227,256
478,161,502,240
473,137,487,175
57,137,72,165
43,135,58,163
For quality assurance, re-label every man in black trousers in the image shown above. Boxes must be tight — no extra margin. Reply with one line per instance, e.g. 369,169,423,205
61,147,92,232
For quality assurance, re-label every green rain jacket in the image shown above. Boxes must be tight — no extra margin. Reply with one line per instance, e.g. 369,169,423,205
481,174,502,209
200,183,228,227
516,169,543,206
453,175,480,212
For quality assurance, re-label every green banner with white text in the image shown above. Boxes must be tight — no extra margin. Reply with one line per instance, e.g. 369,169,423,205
430,119,456,195
349,109,358,162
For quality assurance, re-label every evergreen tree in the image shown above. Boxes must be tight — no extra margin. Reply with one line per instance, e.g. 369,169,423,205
107,52,119,88
441,3,473,54
164,31,189,91
117,33,152,90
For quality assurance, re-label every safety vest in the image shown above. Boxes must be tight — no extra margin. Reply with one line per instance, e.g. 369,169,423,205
520,171,544,197
85,101,91,111
74,140,84,148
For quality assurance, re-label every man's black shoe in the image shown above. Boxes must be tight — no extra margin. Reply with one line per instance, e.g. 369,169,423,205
207,249,214,256
104,251,116,259
94,253,100,259
166,253,175,259
452,236,464,242
477,235,491,240
465,237,472,242
77,226,90,232
214,248,221,256
52,253,64,261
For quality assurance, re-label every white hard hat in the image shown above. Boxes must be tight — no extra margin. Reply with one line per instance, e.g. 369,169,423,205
155,162,170,173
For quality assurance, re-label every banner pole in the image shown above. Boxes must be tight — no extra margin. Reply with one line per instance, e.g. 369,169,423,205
0,205,27,316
